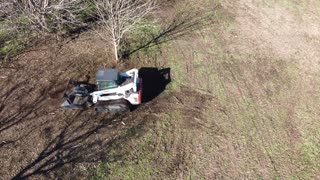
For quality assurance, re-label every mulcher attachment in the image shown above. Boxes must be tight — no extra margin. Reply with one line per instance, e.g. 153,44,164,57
61,80,96,109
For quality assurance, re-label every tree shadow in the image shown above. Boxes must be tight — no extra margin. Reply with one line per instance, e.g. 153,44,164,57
0,65,166,179
11,111,149,179
0,60,81,136
0,79,63,133
0,66,169,179
139,67,171,103
121,8,215,59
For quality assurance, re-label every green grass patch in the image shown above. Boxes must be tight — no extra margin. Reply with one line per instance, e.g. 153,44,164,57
90,119,163,179
120,20,163,62
0,19,30,62
0,38,26,59
90,107,193,179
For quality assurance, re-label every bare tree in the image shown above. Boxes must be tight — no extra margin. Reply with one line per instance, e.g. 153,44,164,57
93,0,157,62
7,0,89,34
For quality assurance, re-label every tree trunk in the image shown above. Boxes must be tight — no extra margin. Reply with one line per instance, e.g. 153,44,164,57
113,40,119,62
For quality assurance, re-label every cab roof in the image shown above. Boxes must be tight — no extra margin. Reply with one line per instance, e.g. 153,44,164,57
96,69,119,81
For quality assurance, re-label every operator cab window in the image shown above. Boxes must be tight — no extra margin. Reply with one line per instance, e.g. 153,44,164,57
97,81,118,90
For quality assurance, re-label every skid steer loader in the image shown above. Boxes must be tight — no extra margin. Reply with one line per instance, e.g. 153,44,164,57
61,69,142,113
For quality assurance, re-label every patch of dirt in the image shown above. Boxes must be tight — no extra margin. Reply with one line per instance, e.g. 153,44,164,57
0,34,109,179
0,29,205,179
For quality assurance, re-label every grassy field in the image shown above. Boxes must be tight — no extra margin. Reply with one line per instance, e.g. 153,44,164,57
1,0,320,179
91,0,320,179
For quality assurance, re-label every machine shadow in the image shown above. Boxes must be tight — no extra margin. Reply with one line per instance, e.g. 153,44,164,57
139,67,171,103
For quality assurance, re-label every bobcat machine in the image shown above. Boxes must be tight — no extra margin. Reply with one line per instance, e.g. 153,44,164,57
61,69,142,113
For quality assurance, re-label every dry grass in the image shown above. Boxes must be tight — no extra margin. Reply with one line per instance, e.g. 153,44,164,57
160,0,320,178
93,0,320,178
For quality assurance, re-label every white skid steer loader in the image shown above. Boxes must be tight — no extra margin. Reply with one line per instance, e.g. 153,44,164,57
61,69,142,113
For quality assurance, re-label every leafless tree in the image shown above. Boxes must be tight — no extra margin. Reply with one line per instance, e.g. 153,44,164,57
5,0,89,34
93,0,157,62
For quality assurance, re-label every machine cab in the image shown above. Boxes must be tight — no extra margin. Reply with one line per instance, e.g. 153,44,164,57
96,69,127,90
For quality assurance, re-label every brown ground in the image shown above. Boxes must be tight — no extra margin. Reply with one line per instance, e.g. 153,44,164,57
2,0,320,179
0,33,159,179
0,28,207,178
